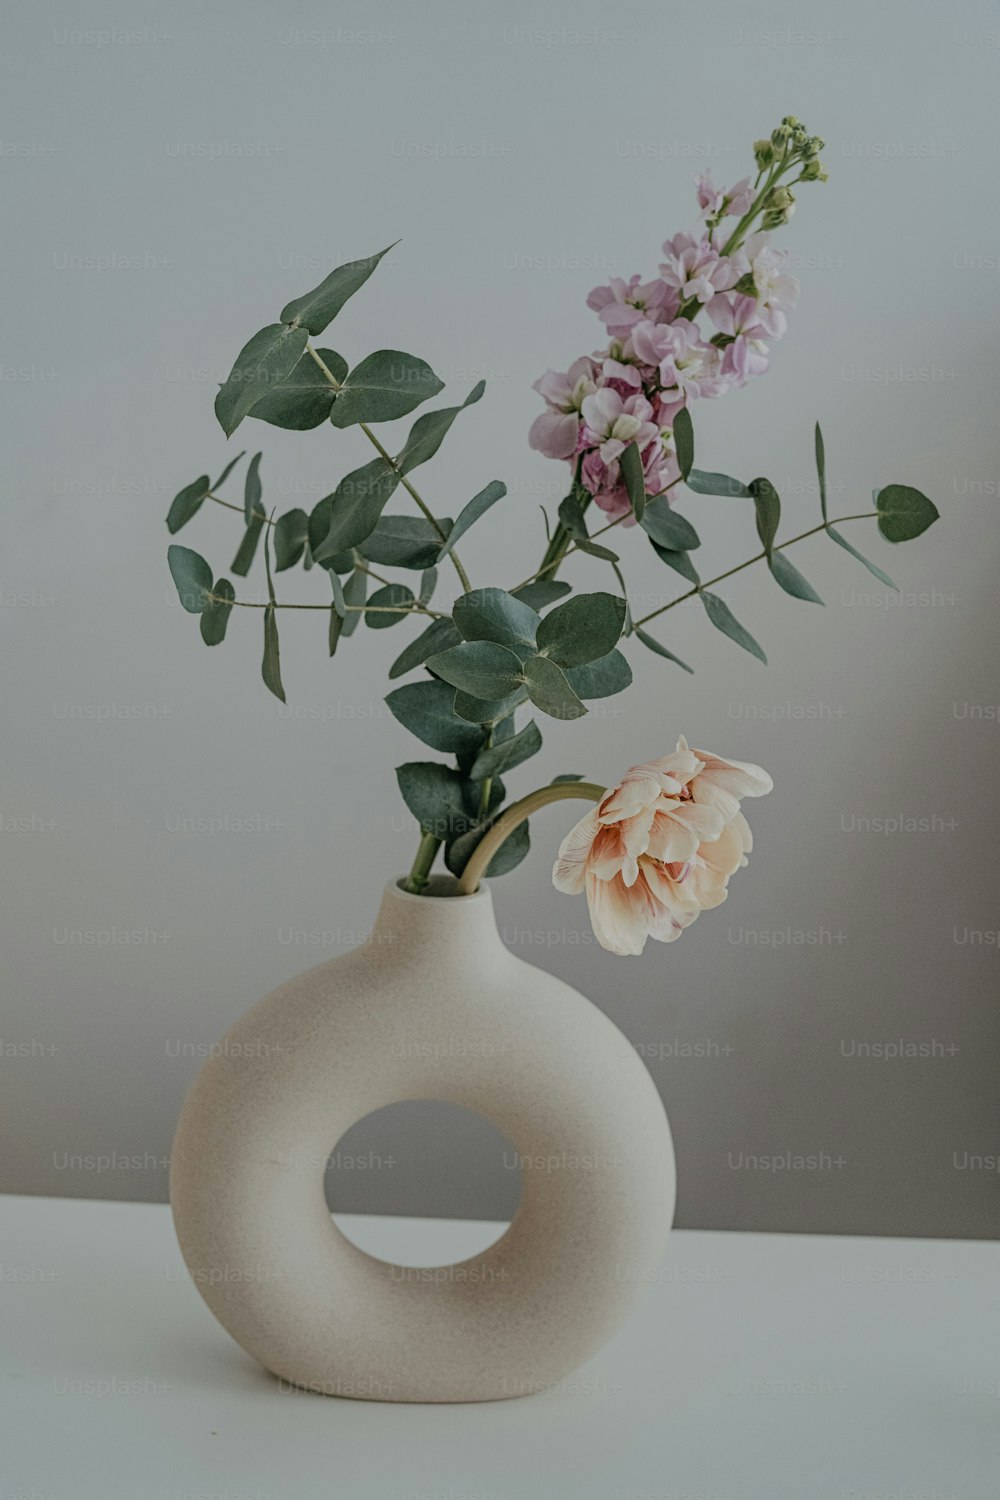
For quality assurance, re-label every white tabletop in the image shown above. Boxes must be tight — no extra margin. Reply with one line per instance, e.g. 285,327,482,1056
2,1193,996,1499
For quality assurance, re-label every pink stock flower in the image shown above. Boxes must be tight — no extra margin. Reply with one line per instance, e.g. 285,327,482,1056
659,234,742,305
742,232,799,336
553,739,772,956
587,275,672,337
707,293,772,382
695,173,754,220
580,388,658,466
528,357,598,459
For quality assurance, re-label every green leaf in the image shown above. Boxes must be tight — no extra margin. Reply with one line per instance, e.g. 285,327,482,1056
329,606,343,657
551,773,586,783
640,497,701,551
388,617,461,679
248,347,347,429
273,509,309,571
686,469,750,498
243,452,263,524
438,481,506,560
470,720,542,780
212,452,245,492
826,526,897,589
521,655,587,720
166,475,210,534
535,591,626,668
312,458,400,558
512,578,572,611
329,350,444,428
814,422,828,523
875,484,940,543
452,588,540,656
365,582,415,629
340,567,366,638
261,605,285,701
650,542,701,586
214,324,309,438
395,381,486,476
700,591,766,664
427,640,525,698
168,545,213,613
634,627,694,673
453,687,528,725
445,816,530,879
557,490,619,562
750,477,781,556
619,442,646,520
200,578,235,645
279,244,396,336
386,679,486,757
419,568,437,605
564,649,633,698
328,568,346,617
768,551,824,604
360,515,450,570
396,762,475,840
231,511,265,577
673,406,694,480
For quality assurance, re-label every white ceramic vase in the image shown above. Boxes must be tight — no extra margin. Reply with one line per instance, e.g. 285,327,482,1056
170,877,676,1402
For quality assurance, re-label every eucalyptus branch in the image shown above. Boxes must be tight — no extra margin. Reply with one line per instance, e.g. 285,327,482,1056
214,594,444,619
632,513,878,629
305,344,474,596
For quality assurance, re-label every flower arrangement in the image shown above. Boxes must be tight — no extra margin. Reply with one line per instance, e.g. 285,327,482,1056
165,116,938,953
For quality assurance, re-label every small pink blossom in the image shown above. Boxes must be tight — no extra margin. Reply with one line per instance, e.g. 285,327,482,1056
580,388,658,466
695,173,754,221
528,357,598,459
587,275,672,338
707,293,771,382
659,236,742,306
742,232,799,336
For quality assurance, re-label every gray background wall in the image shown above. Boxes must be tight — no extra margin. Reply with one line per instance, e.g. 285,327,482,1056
2,0,998,1239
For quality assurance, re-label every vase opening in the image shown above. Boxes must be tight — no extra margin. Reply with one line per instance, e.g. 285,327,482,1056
327,1099,523,1268
393,873,487,900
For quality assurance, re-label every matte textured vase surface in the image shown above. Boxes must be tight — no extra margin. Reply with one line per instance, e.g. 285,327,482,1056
170,878,676,1402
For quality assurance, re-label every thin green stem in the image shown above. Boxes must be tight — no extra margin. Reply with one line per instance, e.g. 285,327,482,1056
404,831,441,894
214,595,442,618
457,782,606,896
305,344,473,596
632,513,878,629
208,492,275,524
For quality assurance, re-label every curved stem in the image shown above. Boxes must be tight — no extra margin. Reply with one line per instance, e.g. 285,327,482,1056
456,781,605,896
633,512,878,629
306,344,473,596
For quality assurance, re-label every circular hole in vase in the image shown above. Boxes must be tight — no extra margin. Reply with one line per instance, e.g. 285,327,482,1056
327,1100,523,1268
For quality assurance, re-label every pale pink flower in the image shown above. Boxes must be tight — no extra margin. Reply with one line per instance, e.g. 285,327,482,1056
528,357,598,459
707,293,771,382
587,275,672,337
553,740,772,955
659,236,742,305
580,388,658,466
695,173,754,220
742,232,799,336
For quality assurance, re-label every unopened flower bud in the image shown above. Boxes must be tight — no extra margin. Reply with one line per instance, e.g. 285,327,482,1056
765,185,795,211
804,135,824,157
781,115,801,128
753,138,773,169
800,158,828,181
771,126,790,152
